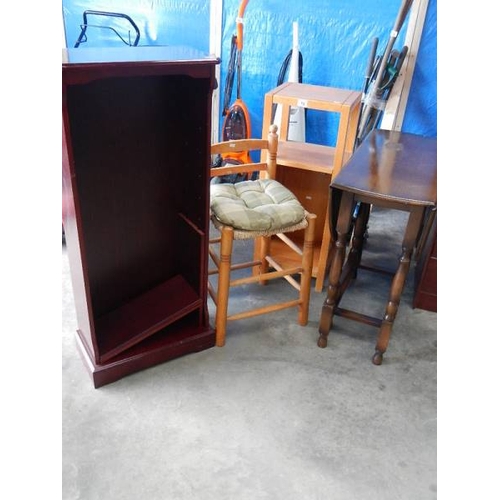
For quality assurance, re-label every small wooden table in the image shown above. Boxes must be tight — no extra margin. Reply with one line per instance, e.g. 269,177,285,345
261,83,362,291
317,129,437,364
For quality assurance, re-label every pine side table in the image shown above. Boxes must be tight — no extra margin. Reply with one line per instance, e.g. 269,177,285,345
260,82,362,291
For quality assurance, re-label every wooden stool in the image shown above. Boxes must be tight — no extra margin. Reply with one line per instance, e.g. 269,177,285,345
317,129,437,364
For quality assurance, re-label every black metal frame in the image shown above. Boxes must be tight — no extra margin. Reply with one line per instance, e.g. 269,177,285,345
74,10,141,48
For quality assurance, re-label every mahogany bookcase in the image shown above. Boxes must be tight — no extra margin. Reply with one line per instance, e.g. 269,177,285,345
62,47,219,387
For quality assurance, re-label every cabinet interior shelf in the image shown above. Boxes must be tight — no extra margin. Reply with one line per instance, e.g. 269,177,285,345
96,274,201,362
277,141,353,175
83,320,212,367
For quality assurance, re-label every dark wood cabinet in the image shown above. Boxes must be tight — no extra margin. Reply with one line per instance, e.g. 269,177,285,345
62,47,219,387
413,213,437,312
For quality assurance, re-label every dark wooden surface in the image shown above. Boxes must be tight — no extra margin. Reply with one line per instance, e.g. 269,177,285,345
332,129,437,206
318,129,437,365
413,214,437,312
62,47,218,387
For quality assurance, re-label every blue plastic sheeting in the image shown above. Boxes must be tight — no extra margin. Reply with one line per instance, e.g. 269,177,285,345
62,0,210,51
62,0,436,141
220,0,436,143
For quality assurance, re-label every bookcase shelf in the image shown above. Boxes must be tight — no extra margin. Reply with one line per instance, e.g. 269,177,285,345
96,274,202,362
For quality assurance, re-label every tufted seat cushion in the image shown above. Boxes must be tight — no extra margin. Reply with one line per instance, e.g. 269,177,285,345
210,179,306,232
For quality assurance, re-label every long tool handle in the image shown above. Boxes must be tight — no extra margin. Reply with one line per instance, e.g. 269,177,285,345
370,0,413,98
236,0,249,50
235,0,249,99
222,35,238,115
363,37,379,94
357,0,413,143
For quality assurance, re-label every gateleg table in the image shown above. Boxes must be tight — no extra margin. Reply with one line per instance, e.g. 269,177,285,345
317,129,437,364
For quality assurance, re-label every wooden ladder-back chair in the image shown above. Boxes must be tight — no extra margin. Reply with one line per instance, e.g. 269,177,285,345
208,124,317,346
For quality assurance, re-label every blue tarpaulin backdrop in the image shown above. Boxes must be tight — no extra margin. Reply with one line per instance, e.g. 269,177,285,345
62,0,436,142
63,1,211,51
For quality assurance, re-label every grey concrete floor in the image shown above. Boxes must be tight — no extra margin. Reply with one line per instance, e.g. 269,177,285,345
62,207,437,500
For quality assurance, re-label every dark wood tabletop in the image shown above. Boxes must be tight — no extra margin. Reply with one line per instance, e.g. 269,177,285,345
331,129,437,206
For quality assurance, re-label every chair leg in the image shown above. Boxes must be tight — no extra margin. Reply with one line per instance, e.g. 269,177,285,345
252,235,270,284
215,226,234,347
259,235,272,285
298,213,317,326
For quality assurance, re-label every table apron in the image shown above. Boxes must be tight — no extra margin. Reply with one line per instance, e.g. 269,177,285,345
339,192,435,212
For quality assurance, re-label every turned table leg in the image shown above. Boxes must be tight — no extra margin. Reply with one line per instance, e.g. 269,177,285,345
318,192,354,348
346,202,370,279
372,207,425,365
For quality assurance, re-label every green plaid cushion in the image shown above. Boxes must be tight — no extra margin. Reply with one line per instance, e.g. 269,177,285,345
210,179,305,231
